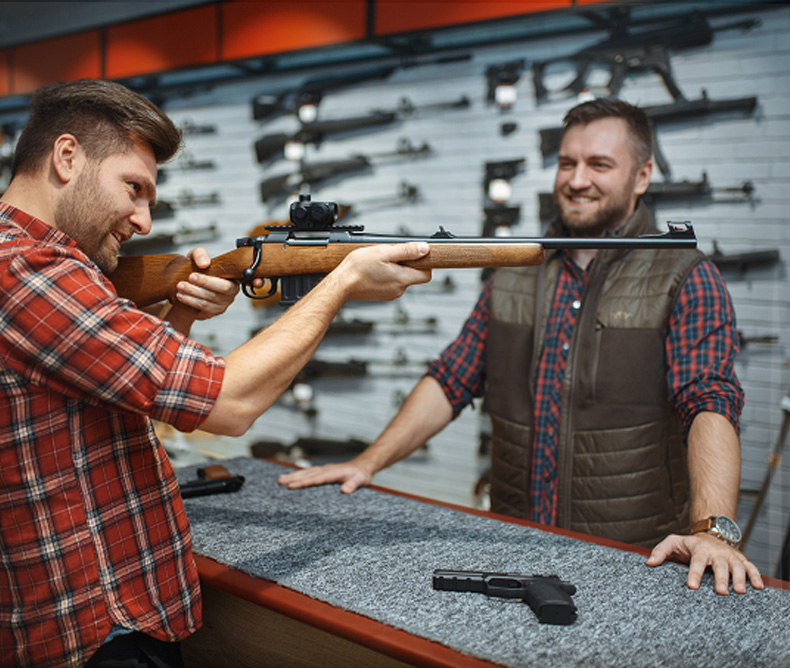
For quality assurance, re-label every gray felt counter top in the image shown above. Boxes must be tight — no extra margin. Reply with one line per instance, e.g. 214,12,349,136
176,457,790,668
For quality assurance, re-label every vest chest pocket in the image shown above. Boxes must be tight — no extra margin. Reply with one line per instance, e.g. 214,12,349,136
593,326,668,410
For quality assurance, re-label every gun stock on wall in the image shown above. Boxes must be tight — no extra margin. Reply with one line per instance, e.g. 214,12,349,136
110,196,697,308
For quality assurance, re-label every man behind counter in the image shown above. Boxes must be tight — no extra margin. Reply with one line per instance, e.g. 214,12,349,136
0,79,431,668
280,97,764,597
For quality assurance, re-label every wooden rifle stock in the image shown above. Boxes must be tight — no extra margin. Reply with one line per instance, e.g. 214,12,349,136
110,241,545,308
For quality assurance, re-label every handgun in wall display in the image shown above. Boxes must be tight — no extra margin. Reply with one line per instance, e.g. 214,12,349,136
485,58,526,110
483,159,525,204
531,7,761,103
258,139,432,205
254,95,469,164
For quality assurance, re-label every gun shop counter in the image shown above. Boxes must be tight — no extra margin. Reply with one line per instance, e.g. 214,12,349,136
177,457,790,668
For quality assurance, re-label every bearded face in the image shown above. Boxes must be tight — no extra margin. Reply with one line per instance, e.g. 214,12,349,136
53,140,157,274
552,118,651,237
54,161,124,274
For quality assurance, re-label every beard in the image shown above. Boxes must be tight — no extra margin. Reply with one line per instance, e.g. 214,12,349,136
552,171,639,237
54,164,121,275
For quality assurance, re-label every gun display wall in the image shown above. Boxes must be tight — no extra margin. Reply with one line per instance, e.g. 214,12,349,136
4,2,784,577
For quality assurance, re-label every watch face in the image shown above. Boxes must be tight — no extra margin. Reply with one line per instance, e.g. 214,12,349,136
716,516,742,543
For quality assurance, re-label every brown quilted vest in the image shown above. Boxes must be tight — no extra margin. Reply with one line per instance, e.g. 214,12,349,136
486,202,702,547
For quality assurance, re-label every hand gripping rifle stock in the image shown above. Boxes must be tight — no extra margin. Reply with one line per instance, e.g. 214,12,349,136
110,195,697,308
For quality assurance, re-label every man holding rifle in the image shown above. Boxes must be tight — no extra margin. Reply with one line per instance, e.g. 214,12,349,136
280,98,764,597
0,79,431,668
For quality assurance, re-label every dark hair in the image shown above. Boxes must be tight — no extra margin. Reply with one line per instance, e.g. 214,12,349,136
12,79,182,177
561,97,652,166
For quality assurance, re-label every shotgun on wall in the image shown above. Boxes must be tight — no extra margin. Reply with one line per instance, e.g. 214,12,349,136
110,195,698,308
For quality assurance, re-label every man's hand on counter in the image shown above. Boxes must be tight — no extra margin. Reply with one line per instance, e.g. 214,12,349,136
278,461,373,494
646,533,764,595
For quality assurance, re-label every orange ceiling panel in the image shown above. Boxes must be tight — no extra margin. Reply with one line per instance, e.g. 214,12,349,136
0,51,9,97
373,1,571,35
221,1,368,61
105,5,219,79
12,31,102,94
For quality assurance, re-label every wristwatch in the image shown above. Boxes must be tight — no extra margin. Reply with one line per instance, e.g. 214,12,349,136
691,515,742,548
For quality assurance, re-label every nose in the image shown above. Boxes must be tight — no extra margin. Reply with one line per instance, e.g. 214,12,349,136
129,203,152,236
567,163,591,190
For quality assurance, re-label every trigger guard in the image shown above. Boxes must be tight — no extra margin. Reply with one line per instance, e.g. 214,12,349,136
243,277,279,300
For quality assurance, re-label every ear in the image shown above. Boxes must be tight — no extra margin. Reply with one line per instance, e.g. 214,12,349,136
632,159,653,196
50,134,85,185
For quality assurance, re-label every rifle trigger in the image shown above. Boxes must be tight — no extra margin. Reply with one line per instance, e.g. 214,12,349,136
430,226,456,239
240,239,278,300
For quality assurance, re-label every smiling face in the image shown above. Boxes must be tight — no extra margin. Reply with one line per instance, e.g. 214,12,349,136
54,138,157,274
552,117,651,237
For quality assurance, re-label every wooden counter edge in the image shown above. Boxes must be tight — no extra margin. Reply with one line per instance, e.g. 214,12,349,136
194,554,500,668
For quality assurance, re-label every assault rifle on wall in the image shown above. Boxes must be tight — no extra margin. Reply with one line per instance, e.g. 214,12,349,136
110,195,698,309
254,95,470,163
531,9,760,102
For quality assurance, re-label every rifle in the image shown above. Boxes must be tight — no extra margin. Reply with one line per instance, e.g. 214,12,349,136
250,53,472,123
538,92,759,160
709,241,780,274
254,95,470,163
538,175,754,224
252,64,398,123
109,195,698,309
149,192,221,220
250,436,370,461
432,569,578,625
293,349,431,382
259,139,431,205
532,10,760,102
120,224,219,256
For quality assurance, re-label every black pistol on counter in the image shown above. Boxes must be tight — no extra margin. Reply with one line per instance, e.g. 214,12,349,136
179,464,245,499
432,569,577,625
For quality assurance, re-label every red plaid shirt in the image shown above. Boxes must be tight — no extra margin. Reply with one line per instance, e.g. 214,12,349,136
0,205,225,668
428,251,743,525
